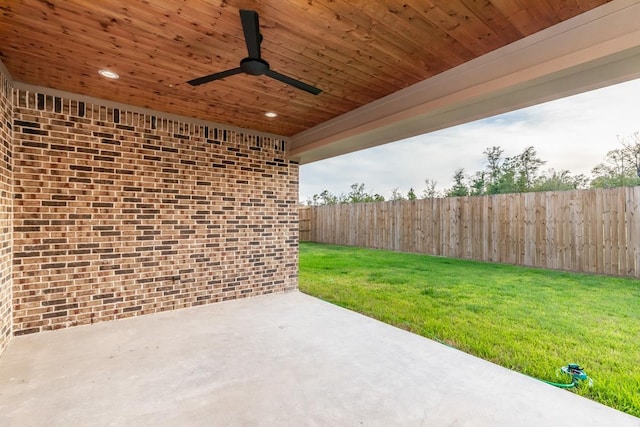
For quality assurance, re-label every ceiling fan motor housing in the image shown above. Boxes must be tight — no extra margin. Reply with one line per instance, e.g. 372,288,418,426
241,57,269,76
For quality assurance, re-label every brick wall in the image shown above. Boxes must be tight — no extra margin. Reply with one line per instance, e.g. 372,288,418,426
11,89,298,335
0,70,12,354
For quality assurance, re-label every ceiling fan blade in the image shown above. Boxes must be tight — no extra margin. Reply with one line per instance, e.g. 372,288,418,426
265,70,322,95
187,67,243,86
240,10,261,58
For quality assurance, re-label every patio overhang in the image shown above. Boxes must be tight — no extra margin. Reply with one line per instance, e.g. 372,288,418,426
289,0,640,164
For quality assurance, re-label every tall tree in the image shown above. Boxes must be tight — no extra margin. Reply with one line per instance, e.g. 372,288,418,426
421,179,439,199
446,168,469,197
591,131,640,188
390,187,406,201
591,149,640,188
469,171,486,196
346,183,368,203
510,146,545,192
618,132,640,178
483,146,504,194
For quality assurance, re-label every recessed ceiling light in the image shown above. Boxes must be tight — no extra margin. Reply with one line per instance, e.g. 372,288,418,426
264,111,278,118
98,69,119,79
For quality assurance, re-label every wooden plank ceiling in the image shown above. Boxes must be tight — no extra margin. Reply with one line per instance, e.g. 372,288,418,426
0,0,611,137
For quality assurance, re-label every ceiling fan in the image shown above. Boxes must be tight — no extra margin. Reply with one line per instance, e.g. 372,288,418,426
187,10,322,95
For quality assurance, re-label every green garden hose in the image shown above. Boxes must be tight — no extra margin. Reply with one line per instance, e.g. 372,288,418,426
430,336,592,390
540,364,592,389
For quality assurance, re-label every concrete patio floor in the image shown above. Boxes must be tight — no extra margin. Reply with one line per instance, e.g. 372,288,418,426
0,291,637,426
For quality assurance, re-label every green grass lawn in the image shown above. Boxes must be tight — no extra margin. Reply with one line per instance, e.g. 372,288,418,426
298,242,640,417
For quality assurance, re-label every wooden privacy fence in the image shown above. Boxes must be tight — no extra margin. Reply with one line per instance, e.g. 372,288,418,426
304,187,640,278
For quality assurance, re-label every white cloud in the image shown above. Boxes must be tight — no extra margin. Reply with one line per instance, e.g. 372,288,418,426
300,78,640,202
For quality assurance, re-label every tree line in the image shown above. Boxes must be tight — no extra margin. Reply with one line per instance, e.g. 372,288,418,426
304,132,640,206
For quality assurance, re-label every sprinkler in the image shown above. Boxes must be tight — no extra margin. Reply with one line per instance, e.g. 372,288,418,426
541,364,592,389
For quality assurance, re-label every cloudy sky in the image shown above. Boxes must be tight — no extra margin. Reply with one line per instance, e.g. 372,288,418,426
299,77,640,202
